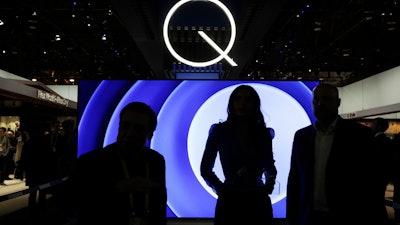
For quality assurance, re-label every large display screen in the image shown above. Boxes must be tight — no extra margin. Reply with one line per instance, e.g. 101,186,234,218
77,79,319,219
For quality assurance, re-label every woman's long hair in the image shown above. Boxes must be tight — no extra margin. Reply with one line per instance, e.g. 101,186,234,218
226,85,266,127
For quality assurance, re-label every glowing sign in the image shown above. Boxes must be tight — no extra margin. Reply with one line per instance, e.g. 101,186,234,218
37,90,69,106
163,0,238,67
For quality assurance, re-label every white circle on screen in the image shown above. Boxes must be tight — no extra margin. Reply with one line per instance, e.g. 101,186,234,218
187,83,311,204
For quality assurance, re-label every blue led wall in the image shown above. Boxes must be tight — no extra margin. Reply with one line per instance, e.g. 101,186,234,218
78,79,319,219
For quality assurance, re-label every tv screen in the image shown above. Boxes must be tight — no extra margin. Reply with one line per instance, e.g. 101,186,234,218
77,79,319,219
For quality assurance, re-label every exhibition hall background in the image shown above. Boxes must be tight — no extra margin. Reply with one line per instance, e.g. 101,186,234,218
44,65,400,122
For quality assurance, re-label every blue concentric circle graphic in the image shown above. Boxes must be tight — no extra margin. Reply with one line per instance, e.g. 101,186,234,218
78,80,318,218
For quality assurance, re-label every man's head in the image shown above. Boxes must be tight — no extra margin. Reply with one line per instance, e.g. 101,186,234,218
0,127,6,136
312,83,341,124
371,117,389,134
117,102,157,151
6,130,14,138
51,119,60,134
62,119,75,134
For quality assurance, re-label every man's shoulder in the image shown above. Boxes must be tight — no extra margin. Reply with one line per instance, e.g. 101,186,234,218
338,117,371,132
146,148,165,160
337,118,374,140
296,124,314,134
78,143,117,161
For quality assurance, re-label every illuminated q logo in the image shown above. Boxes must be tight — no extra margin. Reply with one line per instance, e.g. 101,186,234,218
163,0,238,67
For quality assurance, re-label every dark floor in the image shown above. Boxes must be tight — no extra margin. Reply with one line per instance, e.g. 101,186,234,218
0,176,398,225
0,198,289,225
0,196,76,225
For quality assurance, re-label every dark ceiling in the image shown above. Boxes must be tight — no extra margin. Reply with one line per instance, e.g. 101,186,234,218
0,0,399,87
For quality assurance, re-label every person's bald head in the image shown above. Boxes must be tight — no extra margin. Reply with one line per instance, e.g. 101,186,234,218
312,83,341,124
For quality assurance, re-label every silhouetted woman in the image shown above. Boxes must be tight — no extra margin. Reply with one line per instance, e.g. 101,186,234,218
200,84,277,225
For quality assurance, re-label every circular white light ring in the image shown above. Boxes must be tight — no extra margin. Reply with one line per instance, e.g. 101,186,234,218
80,80,318,218
163,0,237,67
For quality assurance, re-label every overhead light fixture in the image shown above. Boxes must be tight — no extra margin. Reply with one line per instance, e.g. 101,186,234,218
55,34,61,41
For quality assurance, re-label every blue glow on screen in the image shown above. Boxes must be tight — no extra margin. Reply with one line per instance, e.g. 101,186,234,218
175,72,220,79
78,79,319,219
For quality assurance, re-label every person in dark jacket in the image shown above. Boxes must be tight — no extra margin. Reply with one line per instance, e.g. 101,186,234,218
286,83,384,225
391,133,400,223
20,119,63,219
200,84,277,225
67,101,167,225
371,117,393,224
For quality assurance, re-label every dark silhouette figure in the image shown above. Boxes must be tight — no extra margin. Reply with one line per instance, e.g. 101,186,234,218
371,117,393,224
20,127,58,218
49,119,79,217
200,85,277,225
391,133,400,223
5,130,16,179
67,102,167,225
13,130,27,180
58,119,78,177
0,127,10,185
286,83,384,225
